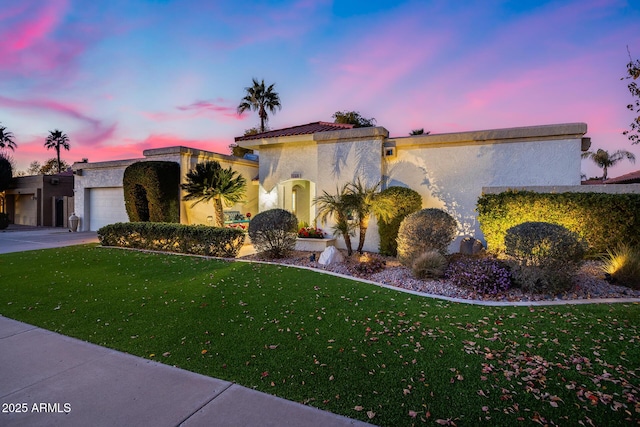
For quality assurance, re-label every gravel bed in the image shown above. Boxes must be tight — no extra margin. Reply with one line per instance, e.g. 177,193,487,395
240,250,640,303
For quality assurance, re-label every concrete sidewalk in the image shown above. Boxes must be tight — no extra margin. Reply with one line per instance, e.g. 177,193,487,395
0,316,373,427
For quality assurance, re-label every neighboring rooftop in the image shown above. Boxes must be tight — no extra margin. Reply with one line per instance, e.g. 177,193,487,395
234,121,354,142
582,169,640,185
604,169,640,184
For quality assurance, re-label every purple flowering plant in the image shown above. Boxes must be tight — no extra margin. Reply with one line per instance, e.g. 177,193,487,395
445,256,512,296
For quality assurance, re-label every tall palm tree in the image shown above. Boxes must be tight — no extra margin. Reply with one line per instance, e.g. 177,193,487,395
344,179,396,254
0,124,16,151
237,78,281,133
44,129,70,173
181,160,247,227
581,148,636,180
314,184,355,256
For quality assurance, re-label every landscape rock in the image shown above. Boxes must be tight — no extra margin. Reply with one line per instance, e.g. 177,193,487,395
318,246,344,266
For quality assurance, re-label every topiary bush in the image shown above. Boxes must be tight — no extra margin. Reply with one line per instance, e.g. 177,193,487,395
445,255,512,296
411,250,447,279
248,209,298,258
396,208,457,266
377,186,422,256
123,161,180,223
504,222,586,294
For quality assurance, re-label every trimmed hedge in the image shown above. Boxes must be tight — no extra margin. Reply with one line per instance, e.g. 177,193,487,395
97,222,245,258
123,161,180,223
397,208,457,265
377,186,422,256
477,191,640,255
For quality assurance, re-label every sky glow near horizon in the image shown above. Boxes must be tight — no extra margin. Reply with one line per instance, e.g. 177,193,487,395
1,0,639,178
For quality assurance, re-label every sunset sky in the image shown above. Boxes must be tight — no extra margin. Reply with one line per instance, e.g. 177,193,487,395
1,0,639,178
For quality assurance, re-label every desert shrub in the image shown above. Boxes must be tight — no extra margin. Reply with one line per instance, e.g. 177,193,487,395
599,244,640,289
377,186,422,256
477,191,640,255
445,255,512,296
505,222,585,294
350,253,386,276
97,222,245,257
0,212,9,230
411,250,447,279
396,208,457,266
248,209,298,258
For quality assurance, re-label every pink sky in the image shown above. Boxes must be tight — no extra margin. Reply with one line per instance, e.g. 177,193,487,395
1,0,639,179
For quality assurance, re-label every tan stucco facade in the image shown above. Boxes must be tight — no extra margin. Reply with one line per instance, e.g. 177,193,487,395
72,147,258,231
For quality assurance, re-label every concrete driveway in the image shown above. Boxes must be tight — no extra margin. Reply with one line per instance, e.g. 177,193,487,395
0,225,99,254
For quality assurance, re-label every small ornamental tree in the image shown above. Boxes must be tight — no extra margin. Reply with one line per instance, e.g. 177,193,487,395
181,160,247,227
123,161,180,223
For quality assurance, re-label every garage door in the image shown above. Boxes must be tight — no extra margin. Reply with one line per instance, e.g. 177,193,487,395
88,188,129,231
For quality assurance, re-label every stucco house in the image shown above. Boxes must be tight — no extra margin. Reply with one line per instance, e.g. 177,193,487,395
72,121,589,252
235,121,589,252
4,172,74,227
72,147,258,231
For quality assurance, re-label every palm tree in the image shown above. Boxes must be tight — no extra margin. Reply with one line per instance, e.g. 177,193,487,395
581,148,636,180
0,124,16,151
314,184,355,256
181,160,247,227
237,78,281,133
344,179,396,253
44,129,70,173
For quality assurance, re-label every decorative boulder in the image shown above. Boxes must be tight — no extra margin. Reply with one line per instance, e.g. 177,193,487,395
459,237,484,255
318,246,344,266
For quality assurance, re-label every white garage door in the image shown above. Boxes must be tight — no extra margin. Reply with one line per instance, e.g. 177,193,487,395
88,188,129,231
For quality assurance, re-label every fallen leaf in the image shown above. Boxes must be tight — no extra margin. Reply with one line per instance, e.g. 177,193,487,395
367,411,375,419
354,406,363,412
408,410,418,418
201,349,208,355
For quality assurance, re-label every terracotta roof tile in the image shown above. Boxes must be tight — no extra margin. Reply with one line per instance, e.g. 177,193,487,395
234,121,354,142
604,169,640,184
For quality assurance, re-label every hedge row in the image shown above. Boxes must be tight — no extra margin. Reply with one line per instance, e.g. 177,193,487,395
97,222,245,258
477,191,640,255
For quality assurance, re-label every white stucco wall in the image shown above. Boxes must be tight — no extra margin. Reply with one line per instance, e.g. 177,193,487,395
386,124,586,250
244,123,587,254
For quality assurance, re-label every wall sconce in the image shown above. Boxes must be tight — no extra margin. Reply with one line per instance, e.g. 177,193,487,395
206,216,213,226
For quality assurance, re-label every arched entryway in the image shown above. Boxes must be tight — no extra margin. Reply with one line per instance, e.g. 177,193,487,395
278,179,315,226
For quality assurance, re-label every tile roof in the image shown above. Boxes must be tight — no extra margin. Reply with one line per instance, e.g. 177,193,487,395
603,169,640,184
234,121,354,142
581,169,640,185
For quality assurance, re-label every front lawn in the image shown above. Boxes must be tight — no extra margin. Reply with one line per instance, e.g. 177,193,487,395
0,246,638,426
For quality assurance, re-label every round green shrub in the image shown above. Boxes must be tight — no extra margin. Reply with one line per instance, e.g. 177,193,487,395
411,250,447,279
396,208,457,266
377,186,422,256
505,222,586,294
248,209,298,258
505,222,585,266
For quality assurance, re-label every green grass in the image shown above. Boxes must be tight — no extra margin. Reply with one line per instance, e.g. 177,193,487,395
1,245,639,426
